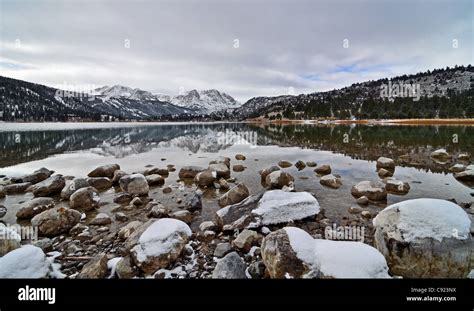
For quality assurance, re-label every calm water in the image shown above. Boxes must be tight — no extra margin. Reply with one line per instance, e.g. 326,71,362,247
0,122,473,225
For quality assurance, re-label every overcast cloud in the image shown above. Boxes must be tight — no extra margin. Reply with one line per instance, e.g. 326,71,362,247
0,0,472,102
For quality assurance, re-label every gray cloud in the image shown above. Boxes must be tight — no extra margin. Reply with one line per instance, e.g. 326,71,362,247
0,0,472,102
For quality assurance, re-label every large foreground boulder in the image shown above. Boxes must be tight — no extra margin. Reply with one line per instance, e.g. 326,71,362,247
216,190,320,231
0,245,52,278
373,198,472,278
261,227,390,278
129,218,192,274
31,207,82,236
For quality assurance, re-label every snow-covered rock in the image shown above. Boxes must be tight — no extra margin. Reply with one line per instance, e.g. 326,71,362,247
0,245,52,278
384,178,410,194
216,190,320,231
130,218,192,274
430,148,451,159
261,227,390,278
373,198,472,278
376,157,395,169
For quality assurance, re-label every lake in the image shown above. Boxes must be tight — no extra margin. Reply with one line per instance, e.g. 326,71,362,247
0,122,473,227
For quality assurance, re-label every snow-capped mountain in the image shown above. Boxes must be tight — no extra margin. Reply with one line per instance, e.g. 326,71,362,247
159,89,241,114
94,86,241,114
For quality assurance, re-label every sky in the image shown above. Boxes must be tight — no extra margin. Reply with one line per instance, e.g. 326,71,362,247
0,0,472,103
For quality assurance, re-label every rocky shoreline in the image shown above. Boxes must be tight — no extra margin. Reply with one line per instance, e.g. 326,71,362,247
0,150,473,279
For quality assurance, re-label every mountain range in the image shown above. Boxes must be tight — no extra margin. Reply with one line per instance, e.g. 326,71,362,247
0,65,472,122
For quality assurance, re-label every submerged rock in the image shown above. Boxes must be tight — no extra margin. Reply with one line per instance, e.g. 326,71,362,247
278,160,292,168
233,164,245,172
295,160,306,170
319,174,342,189
235,154,246,161
178,166,206,179
373,198,472,278
261,227,390,278
216,190,320,231
218,183,249,207
351,181,387,201
306,161,317,167
16,197,55,219
88,164,120,179
314,165,331,175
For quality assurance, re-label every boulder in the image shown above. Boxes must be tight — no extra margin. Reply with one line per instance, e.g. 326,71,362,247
16,197,55,219
5,182,32,194
19,168,52,185
86,177,112,191
185,192,202,211
319,174,342,189
430,148,451,160
129,218,192,274
454,168,474,181
115,255,139,279
306,161,317,167
261,227,390,278
212,252,247,279
31,207,82,236
112,170,127,185
351,181,387,201
208,163,230,179
194,170,217,187
314,165,331,175
118,220,143,240
233,164,245,172
77,253,108,279
265,171,294,189
178,166,206,179
0,245,52,278
373,198,472,278
218,183,249,207
87,164,120,178
0,186,5,198
235,154,246,161
385,178,410,195
0,205,6,218
295,160,306,170
170,210,193,224
259,166,280,180
233,229,259,252
60,178,89,200
90,213,112,226
145,174,165,186
356,196,369,205
31,175,65,197
376,157,395,169
214,242,232,258
377,168,393,178
199,221,218,232
70,187,100,211
216,190,320,231
213,156,231,168
144,167,169,177
119,174,149,196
